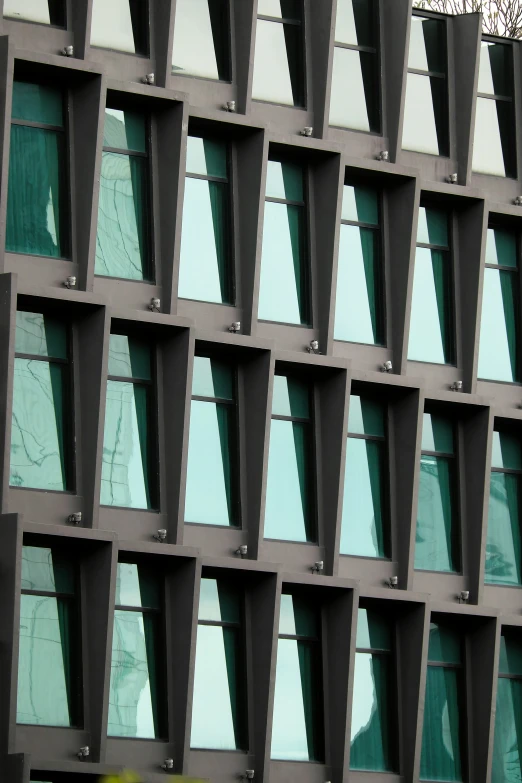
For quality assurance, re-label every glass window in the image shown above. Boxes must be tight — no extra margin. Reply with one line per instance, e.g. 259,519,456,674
7,81,68,258
350,608,393,771
4,0,65,25
334,183,383,344
478,227,519,383
420,623,464,782
258,160,309,325
340,396,388,558
485,431,522,586
100,334,157,509
271,592,324,761
402,16,448,156
473,42,516,178
252,0,305,107
95,108,152,281
492,634,522,781
408,206,454,365
191,577,246,749
264,374,314,542
90,0,148,54
178,136,233,304
329,0,380,132
185,356,238,526
17,546,79,726
108,562,164,738
172,0,230,81
10,311,71,492
415,413,459,573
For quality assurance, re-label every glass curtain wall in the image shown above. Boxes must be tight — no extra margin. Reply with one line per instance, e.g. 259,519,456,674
478,227,519,383
334,183,383,344
415,412,460,573
473,41,516,178
95,108,152,281
264,374,314,542
178,135,233,304
329,0,380,132
408,206,454,364
108,562,163,738
10,311,70,492
100,334,156,510
172,0,230,80
252,0,305,107
258,159,309,325
191,577,246,750
485,431,522,586
340,395,388,558
7,81,68,258
185,356,238,527
90,0,148,54
350,608,393,772
402,15,449,156
271,592,324,761
17,545,78,726
492,634,522,782
4,0,65,25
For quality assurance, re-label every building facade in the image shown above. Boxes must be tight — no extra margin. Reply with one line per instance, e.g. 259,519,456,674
0,1,520,782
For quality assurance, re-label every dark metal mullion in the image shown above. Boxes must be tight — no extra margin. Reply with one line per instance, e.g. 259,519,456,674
408,67,445,79
348,432,385,443
417,242,450,252
477,92,512,102
485,264,517,272
491,466,522,476
279,633,318,642
257,14,301,25
198,619,240,629
15,353,67,364
421,449,454,459
108,375,153,386
341,219,379,231
498,672,522,680
103,145,147,158
191,395,234,406
356,647,390,655
11,118,64,132
266,195,305,208
334,41,376,55
272,414,310,424
186,171,228,185
428,660,461,668
115,604,160,614
21,589,74,599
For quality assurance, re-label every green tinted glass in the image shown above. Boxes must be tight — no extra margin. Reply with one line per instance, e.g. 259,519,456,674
417,207,449,247
12,81,63,126
356,609,391,650
342,185,378,224
408,246,453,364
192,356,234,400
272,375,309,418
279,593,319,637
15,311,67,359
108,334,151,380
485,471,522,586
428,623,461,663
265,160,304,202
421,413,454,454
415,453,458,573
21,546,74,594
341,438,387,558
491,431,522,470
485,228,517,268
186,136,227,179
492,676,522,782
478,267,519,382
499,636,522,676
348,396,384,437
420,666,463,782
103,108,146,152
198,578,240,623
350,653,392,771
115,562,160,609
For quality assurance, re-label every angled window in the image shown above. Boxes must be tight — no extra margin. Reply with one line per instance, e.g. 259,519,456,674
271,592,324,761
478,227,519,383
402,15,448,156
258,159,309,325
334,183,384,345
95,108,152,281
420,622,465,782
17,545,79,727
252,0,305,107
350,608,394,772
172,0,230,81
7,81,69,258
415,413,459,573
10,311,71,492
90,0,148,55
101,334,157,510
4,0,65,25
408,206,454,365
485,431,522,586
473,41,516,178
329,0,380,133
340,396,388,558
492,634,522,781
191,577,246,750
178,135,233,304
185,356,238,527
264,374,314,542
108,562,164,738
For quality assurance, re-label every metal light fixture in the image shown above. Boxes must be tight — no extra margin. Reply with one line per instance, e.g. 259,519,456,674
67,512,82,525
381,360,393,373
153,529,167,543
312,560,324,574
61,45,74,57
235,545,248,558
142,73,155,85
64,275,76,289
447,173,458,184
514,196,522,206
377,150,389,162
300,126,313,137
161,759,174,771
307,340,320,354
223,101,236,112
149,297,161,312
77,746,89,759
458,590,470,604
228,322,241,333
243,771,255,780
450,380,463,392
386,576,398,589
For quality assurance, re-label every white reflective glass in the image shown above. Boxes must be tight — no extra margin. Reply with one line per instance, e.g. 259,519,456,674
408,16,431,71
329,47,371,131
264,419,308,542
258,201,302,324
335,0,358,44
472,97,507,177
402,73,440,155
334,224,376,344
271,638,310,760
478,42,497,95
90,0,136,53
258,0,286,17
408,248,447,364
172,0,220,80
478,267,516,382
252,19,294,106
4,0,50,23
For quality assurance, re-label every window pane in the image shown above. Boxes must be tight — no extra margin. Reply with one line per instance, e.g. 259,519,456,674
335,0,375,47
17,594,73,726
491,431,522,471
478,267,518,382
115,562,160,609
415,454,458,572
408,247,453,364
10,358,68,491
108,609,159,738
341,184,379,224
252,18,304,107
417,206,448,248
12,81,63,126
334,223,382,344
472,97,515,178
485,227,517,268
178,177,232,304
350,653,392,771
172,0,230,80
348,395,385,437
186,136,227,179
402,73,447,156
356,608,391,651
258,0,301,18
7,125,68,258
95,152,151,281
108,334,152,381
21,546,74,594
428,622,461,663
492,677,522,782
341,438,386,558
264,419,313,542
499,636,522,676
408,16,446,73
478,42,512,97
420,666,463,782
90,0,148,55
15,311,67,359
329,48,379,133
101,381,153,509
421,413,454,455
192,356,234,400
279,593,319,637
271,375,309,418
258,202,308,324
104,108,146,153
4,0,64,25
485,471,522,586
198,578,241,623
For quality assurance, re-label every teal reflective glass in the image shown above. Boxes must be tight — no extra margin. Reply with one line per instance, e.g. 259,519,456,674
198,577,240,623
252,13,304,107
499,636,522,676
265,159,303,201
12,81,63,126
279,593,319,637
15,311,67,359
108,334,151,381
492,432,522,470
408,247,453,364
421,413,454,454
21,546,74,594
172,0,230,80
348,396,385,437
341,437,386,557
90,0,148,56
417,207,449,247
115,562,160,609
341,184,378,224
186,135,228,179
356,608,391,650
335,0,375,48
485,228,517,268
415,453,458,572
192,355,234,400
420,666,463,782
350,653,392,771
271,374,309,418
478,267,519,383
492,676,522,782
485,472,522,586
428,623,461,663
4,0,65,25
103,109,146,153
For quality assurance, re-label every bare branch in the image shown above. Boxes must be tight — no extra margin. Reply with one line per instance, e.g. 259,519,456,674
413,0,522,37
